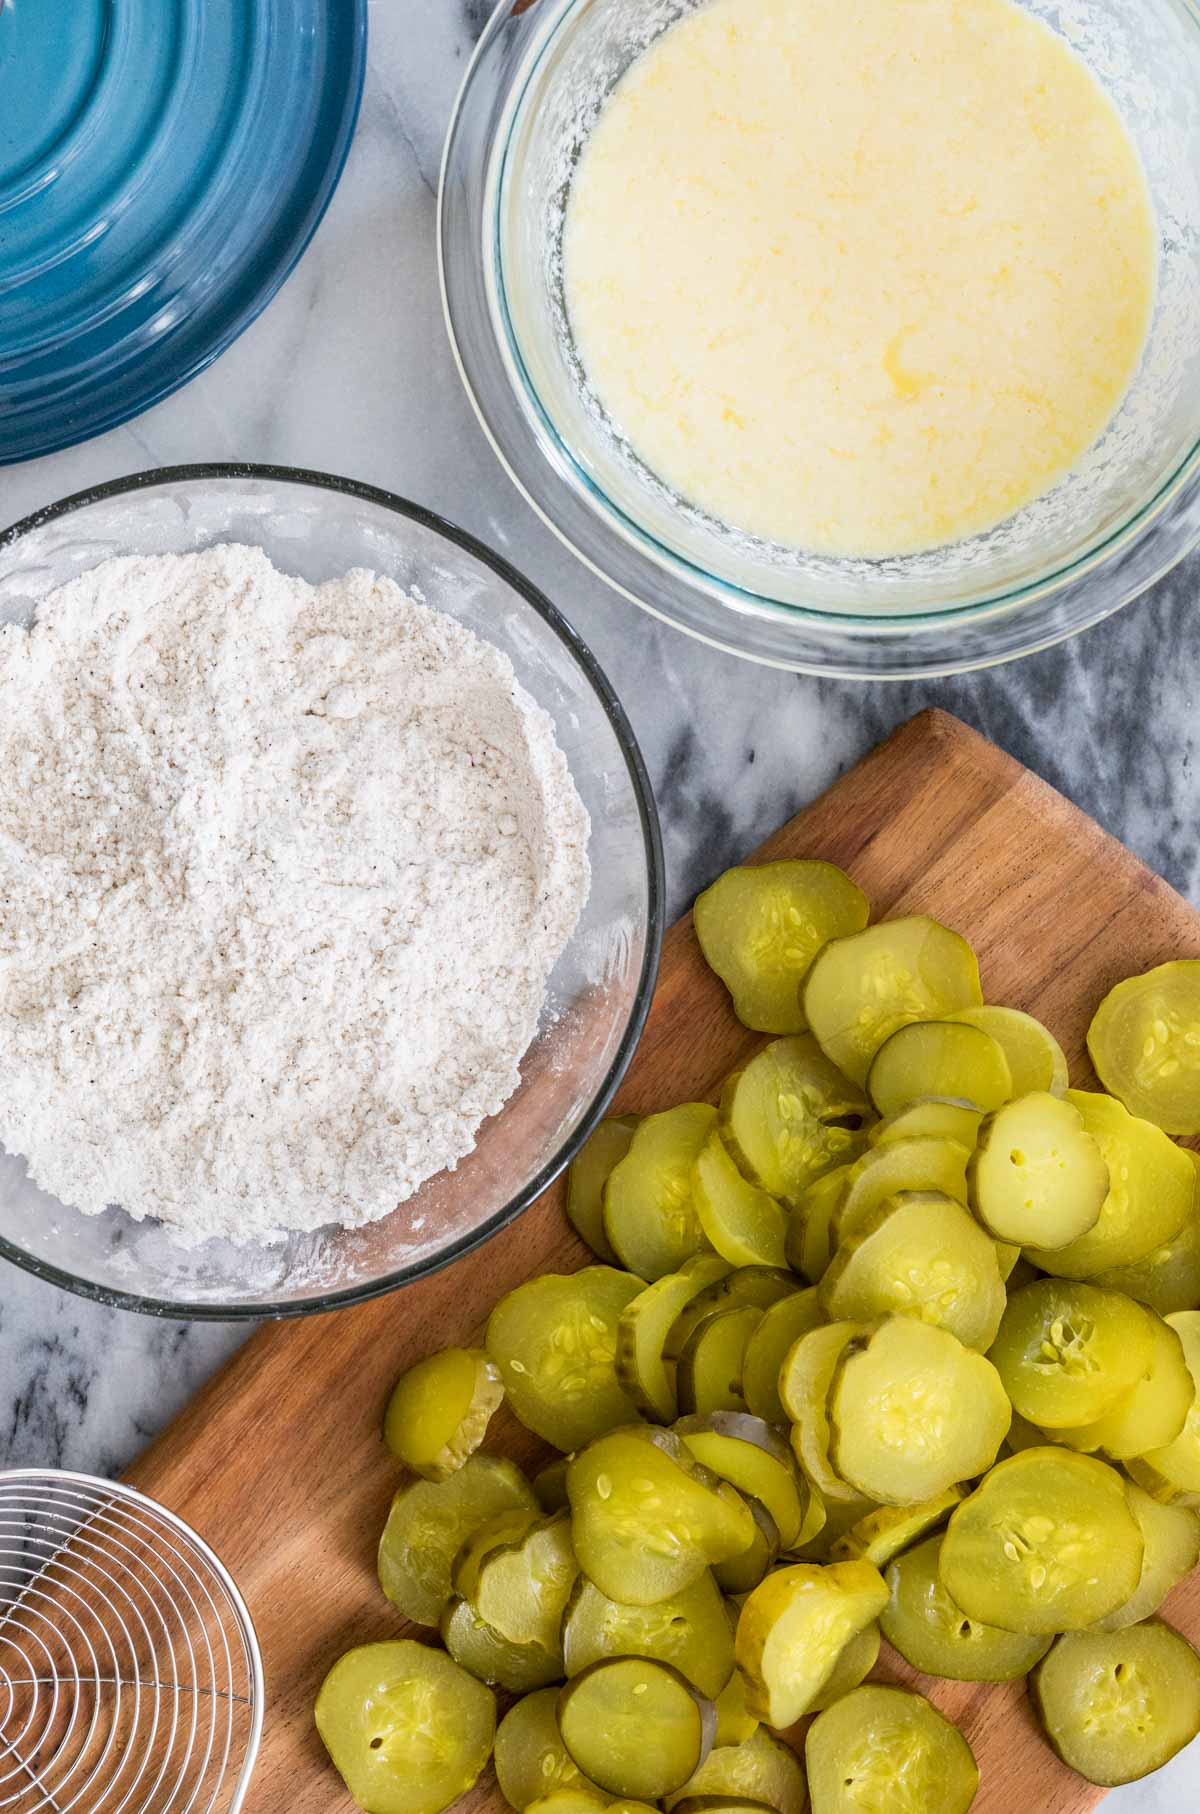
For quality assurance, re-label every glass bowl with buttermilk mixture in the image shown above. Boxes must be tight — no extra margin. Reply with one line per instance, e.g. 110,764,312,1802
441,0,1200,675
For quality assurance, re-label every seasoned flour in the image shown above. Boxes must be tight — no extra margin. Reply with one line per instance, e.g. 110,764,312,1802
0,545,590,1245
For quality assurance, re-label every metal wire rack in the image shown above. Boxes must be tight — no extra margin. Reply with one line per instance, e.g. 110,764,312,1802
0,1470,263,1812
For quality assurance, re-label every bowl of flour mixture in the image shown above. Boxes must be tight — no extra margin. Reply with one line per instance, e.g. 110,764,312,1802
0,466,662,1316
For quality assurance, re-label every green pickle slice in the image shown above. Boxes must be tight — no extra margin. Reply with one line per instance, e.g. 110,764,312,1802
866,1018,1012,1117
692,1130,789,1268
939,1448,1144,1633
820,1189,1006,1351
805,1684,978,1814
711,1668,760,1746
829,1487,964,1567
603,1104,718,1280
694,860,869,1036
617,1254,732,1423
802,915,983,1088
377,1454,537,1627
1088,958,1200,1134
807,1622,880,1713
779,1321,871,1506
676,1413,809,1549
713,1498,782,1594
1095,1483,1200,1630
1127,1309,1200,1502
567,1425,755,1605
830,1135,970,1249
1057,1309,1192,1460
315,1640,496,1814
1024,1089,1194,1277
987,1278,1156,1428
785,1166,853,1284
1031,1619,1200,1786
677,1304,763,1416
567,1114,639,1262
868,1097,983,1149
454,1508,578,1651
720,1036,868,1201
828,1318,1010,1504
950,1004,1069,1095
664,1728,808,1814
741,1289,824,1426
1091,1157,1200,1312
487,1267,642,1452
968,1091,1108,1249
563,1569,734,1699
734,1560,888,1725
383,1347,503,1481
495,1686,597,1811
558,1658,716,1800
440,1597,563,1692
881,1534,1051,1680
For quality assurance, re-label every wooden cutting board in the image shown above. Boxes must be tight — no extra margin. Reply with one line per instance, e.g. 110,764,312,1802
125,708,1200,1813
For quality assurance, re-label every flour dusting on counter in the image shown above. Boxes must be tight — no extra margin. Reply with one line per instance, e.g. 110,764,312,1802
0,544,590,1244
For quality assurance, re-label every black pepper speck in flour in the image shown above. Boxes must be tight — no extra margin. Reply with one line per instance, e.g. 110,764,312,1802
0,544,590,1245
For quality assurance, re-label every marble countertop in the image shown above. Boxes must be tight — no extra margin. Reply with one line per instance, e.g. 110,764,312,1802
1,2,1198,1806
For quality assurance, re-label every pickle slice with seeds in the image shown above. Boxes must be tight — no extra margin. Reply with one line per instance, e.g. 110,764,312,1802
694,860,869,1036
665,1728,808,1814
735,1560,888,1726
1088,959,1200,1134
778,1321,870,1506
1055,1310,1192,1460
563,1567,735,1699
495,1686,600,1811
830,1135,970,1249
987,1278,1155,1428
805,1685,978,1814
315,1640,496,1814
604,1105,719,1281
806,1622,880,1713
880,1534,1050,1681
1024,1089,1194,1278
866,1018,1012,1118
1091,1158,1200,1313
820,1189,1006,1351
558,1658,717,1800
677,1305,763,1417
950,1004,1069,1096
720,1036,868,1202
454,1508,578,1651
802,916,983,1088
1126,1310,1200,1501
1094,1484,1200,1630
676,1413,809,1550
383,1347,504,1481
1031,1619,1200,1786
617,1254,734,1423
829,1486,964,1567
828,1318,1010,1505
667,1267,800,1372
741,1289,824,1427
488,1267,643,1453
440,1597,563,1692
567,1114,640,1262
713,1498,781,1594
692,1130,789,1269
378,1454,537,1627
868,1097,983,1149
939,1448,1144,1633
968,1091,1107,1249
568,1425,755,1606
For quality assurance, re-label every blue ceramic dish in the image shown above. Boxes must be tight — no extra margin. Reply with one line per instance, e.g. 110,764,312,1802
0,0,367,463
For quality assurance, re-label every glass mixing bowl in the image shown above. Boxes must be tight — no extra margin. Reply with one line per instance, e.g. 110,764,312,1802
0,466,663,1318
440,0,1200,677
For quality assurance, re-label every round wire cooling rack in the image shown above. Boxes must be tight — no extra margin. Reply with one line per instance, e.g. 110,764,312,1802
0,1470,263,1812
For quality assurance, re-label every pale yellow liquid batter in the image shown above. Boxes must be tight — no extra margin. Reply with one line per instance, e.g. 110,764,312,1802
563,0,1157,558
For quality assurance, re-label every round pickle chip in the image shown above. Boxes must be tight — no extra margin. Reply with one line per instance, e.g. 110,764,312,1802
495,1686,598,1811
1055,1310,1193,1460
868,1097,983,1150
741,1288,824,1426
487,1267,643,1453
383,1347,504,1481
801,915,983,1088
566,1114,639,1262
440,1596,562,1692
828,1318,1010,1505
881,1534,1051,1681
693,859,870,1036
1031,1619,1200,1786
734,1560,888,1727
377,1454,537,1627
786,1166,854,1283
558,1657,716,1801
677,1303,763,1417
692,1129,789,1269
806,1621,880,1713
1088,959,1200,1134
939,1448,1144,1634
1091,1156,1200,1313
603,1104,719,1281
617,1254,733,1424
713,1497,782,1596
456,1508,578,1652
664,1728,808,1814
987,1278,1156,1429
830,1135,970,1250
675,1413,809,1550
968,1091,1109,1249
562,1568,735,1700
949,1004,1069,1096
866,1018,1012,1118
1094,1483,1200,1631
820,1189,1006,1352
315,1640,496,1814
1126,1309,1200,1501
778,1320,871,1506
829,1487,965,1567
720,1035,869,1201
804,1684,979,1814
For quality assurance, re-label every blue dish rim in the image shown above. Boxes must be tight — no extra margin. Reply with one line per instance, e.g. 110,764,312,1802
0,462,667,1321
0,6,369,468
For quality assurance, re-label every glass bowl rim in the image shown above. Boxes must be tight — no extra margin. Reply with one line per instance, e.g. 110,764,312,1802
0,461,666,1321
439,0,1200,675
